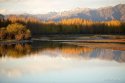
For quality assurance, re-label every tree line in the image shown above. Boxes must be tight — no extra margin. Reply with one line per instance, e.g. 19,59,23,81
0,15,125,37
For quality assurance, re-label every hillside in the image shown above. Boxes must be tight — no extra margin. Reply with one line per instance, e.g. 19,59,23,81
1,4,125,21
18,4,125,21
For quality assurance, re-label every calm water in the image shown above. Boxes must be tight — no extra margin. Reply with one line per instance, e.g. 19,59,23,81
0,41,125,83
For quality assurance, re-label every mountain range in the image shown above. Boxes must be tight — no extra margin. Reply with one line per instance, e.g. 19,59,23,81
1,4,125,21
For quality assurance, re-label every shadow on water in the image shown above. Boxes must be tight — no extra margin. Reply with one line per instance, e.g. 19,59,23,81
0,40,125,62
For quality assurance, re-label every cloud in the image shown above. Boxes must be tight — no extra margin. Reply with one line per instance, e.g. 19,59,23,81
0,0,22,2
0,0,125,14
0,68,22,78
0,8,7,14
0,0,10,2
0,55,73,78
0,0,7,1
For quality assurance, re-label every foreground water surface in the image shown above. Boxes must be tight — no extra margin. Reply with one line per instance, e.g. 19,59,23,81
0,41,125,83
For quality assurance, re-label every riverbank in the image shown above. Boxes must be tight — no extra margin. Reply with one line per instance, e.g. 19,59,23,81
0,40,32,45
33,35,125,51
1,35,125,47
33,35,125,43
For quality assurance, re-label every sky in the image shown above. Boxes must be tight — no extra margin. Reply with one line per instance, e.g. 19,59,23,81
0,0,125,14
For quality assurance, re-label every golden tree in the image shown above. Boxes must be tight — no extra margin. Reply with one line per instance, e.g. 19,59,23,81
0,28,7,40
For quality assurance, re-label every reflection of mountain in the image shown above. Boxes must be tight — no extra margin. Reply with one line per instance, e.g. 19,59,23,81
37,47,125,63
0,42,125,62
90,48,125,62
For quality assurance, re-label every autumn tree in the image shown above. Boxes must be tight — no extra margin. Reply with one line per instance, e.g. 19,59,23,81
6,23,31,40
0,28,7,40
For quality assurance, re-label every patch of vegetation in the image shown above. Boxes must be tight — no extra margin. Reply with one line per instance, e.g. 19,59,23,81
0,23,31,41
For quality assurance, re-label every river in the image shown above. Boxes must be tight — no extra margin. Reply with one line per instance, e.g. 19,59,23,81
0,41,125,83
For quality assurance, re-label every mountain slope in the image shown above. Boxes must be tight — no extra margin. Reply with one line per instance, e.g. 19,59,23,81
2,4,125,21
48,4,125,21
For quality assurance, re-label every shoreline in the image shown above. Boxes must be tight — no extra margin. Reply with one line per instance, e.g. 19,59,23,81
1,38,125,45
32,35,125,43
0,40,32,45
33,38,125,43
1,34,125,46
0,38,125,51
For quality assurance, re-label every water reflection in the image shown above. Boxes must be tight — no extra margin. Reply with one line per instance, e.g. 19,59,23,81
0,41,125,83
0,44,32,58
0,41,125,62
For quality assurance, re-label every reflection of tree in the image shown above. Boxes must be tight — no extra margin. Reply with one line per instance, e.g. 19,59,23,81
61,47,92,55
32,42,125,62
0,43,32,58
0,45,7,57
61,47,93,59
0,42,125,62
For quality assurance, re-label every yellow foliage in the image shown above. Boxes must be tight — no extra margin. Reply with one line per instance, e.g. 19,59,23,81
106,20,121,27
6,23,25,34
60,18,93,26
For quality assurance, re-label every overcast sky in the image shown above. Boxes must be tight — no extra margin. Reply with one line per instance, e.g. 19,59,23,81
0,0,125,14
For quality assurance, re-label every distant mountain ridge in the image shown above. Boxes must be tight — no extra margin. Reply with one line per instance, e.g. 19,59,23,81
45,4,125,21
1,4,125,21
